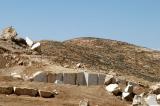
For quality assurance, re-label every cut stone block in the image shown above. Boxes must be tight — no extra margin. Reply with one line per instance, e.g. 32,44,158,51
47,73,56,83
56,73,63,82
32,71,47,82
14,87,38,97
76,72,86,85
63,73,76,85
98,73,106,85
39,90,54,98
0,86,14,95
145,94,159,106
85,72,98,86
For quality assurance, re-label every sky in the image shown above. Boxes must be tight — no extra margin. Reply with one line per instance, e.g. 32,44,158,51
0,0,160,49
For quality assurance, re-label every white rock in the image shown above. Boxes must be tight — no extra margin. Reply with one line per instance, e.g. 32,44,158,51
122,92,134,101
105,84,121,95
132,95,143,106
106,84,118,92
145,94,159,106
157,94,160,101
25,37,33,47
31,42,41,50
79,99,89,106
11,72,22,79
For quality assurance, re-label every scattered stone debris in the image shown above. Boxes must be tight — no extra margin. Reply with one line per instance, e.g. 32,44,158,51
79,98,89,106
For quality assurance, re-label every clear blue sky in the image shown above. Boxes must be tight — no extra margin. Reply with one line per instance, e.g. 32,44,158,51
0,0,160,49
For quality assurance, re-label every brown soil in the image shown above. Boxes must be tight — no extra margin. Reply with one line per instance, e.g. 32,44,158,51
0,81,129,106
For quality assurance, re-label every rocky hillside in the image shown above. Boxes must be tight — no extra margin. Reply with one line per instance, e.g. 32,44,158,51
39,37,160,82
0,27,160,82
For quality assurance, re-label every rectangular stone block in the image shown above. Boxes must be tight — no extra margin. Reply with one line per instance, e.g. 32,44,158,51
76,72,86,85
56,73,63,82
48,73,56,83
98,73,106,85
87,73,98,86
33,72,47,82
63,73,76,85
0,86,14,94
14,87,38,97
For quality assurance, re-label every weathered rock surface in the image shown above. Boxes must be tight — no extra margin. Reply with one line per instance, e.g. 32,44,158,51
85,73,98,86
76,72,86,85
14,87,38,97
79,99,89,106
104,74,115,86
1,26,17,40
98,73,106,85
150,84,160,95
39,90,54,98
145,94,159,106
63,73,76,85
132,95,144,106
0,86,14,95
105,84,121,95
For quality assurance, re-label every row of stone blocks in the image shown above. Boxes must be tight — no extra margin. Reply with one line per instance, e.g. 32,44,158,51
0,85,55,98
32,71,106,86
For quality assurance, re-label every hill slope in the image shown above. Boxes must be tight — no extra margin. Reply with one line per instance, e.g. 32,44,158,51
40,37,160,82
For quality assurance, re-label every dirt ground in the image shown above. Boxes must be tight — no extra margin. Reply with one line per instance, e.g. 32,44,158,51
0,81,129,106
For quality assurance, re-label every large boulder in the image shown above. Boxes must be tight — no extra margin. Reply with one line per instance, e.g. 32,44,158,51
104,74,115,86
0,86,14,95
105,84,121,95
14,87,38,97
150,84,160,95
145,94,159,106
133,85,145,95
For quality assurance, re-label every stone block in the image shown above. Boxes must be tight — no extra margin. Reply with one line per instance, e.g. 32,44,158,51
0,86,14,95
47,73,56,83
39,90,54,98
63,73,76,85
56,73,63,82
98,73,106,85
85,72,98,86
32,71,47,82
14,87,38,97
76,72,86,85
